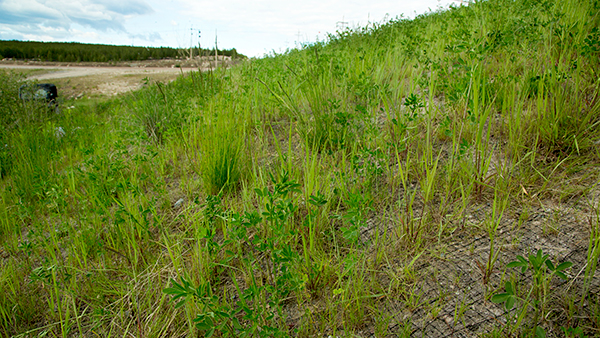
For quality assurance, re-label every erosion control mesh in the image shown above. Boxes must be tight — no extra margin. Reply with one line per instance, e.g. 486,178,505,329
366,203,599,338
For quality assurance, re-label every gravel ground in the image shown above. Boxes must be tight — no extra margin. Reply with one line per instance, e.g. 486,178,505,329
0,57,239,98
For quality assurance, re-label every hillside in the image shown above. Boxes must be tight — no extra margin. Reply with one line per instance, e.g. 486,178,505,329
1,0,599,336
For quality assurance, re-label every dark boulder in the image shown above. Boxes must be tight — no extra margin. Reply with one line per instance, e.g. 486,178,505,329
19,83,58,107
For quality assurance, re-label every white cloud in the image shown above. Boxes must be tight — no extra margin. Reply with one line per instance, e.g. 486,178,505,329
170,0,450,56
177,0,441,32
0,0,153,33
0,0,453,56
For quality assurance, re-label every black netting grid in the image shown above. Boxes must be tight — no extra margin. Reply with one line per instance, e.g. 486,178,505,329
358,203,600,338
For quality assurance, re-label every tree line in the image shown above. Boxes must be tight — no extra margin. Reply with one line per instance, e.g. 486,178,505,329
0,40,244,62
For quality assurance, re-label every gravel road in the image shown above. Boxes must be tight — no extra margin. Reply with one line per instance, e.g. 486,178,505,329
0,63,212,97
0,64,197,80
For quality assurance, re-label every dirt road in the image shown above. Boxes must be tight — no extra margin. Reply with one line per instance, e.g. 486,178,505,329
0,56,239,98
0,63,207,99
0,64,197,81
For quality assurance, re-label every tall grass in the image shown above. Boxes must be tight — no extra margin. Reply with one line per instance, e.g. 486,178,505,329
1,0,599,335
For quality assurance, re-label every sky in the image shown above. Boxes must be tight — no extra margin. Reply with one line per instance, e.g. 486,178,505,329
0,0,457,58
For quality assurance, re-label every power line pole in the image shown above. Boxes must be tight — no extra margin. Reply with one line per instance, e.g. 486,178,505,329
190,26,193,59
336,16,348,31
198,30,202,59
215,29,218,69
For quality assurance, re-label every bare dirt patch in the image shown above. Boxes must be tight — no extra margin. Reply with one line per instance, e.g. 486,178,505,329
0,57,238,99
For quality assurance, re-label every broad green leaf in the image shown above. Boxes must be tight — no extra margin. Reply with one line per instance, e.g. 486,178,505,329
506,296,516,310
535,326,546,338
204,327,215,338
233,317,242,330
505,281,514,295
556,261,573,271
170,292,187,301
491,293,510,303
529,254,538,267
175,298,187,308
214,310,230,319
556,271,568,280
162,287,181,295
507,261,527,268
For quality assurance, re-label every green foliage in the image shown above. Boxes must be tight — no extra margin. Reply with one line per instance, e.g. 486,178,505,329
492,281,517,311
403,93,424,114
0,70,65,182
506,249,572,282
0,70,26,177
562,326,588,338
129,81,187,144
199,120,245,195
0,40,246,62
1,0,599,335
164,173,309,337
334,190,372,245
492,250,573,336
164,277,244,337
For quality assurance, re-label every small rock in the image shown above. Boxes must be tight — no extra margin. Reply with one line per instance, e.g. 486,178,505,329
173,198,185,209
55,127,65,139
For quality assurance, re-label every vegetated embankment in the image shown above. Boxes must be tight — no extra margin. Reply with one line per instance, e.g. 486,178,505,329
1,0,599,336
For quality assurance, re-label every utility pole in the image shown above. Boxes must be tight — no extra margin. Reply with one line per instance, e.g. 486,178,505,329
189,26,193,59
336,16,348,31
198,30,202,60
215,29,218,69
335,17,348,32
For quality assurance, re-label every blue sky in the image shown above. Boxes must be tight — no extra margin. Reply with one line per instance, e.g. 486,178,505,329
0,0,456,58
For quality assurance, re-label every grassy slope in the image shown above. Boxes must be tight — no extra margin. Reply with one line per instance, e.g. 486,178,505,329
1,0,600,336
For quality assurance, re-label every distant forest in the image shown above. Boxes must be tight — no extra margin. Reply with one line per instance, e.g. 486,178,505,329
0,40,244,62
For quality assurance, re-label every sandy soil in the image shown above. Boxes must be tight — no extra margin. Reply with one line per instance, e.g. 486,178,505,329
0,57,235,98
0,64,195,80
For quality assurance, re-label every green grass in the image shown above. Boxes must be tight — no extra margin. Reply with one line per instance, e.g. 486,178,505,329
1,0,600,336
